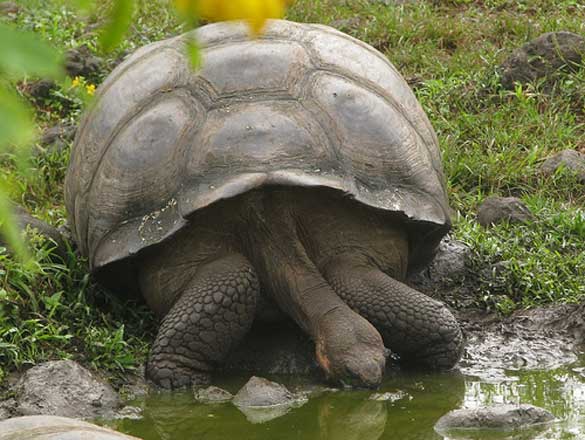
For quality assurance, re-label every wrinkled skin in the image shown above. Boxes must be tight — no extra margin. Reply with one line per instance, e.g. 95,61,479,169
139,187,463,389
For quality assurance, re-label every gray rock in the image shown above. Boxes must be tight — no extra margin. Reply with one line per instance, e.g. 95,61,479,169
500,31,585,89
12,360,120,419
0,399,16,421
233,376,307,424
0,1,20,15
35,124,76,157
540,149,585,182
233,376,296,408
1,204,68,260
64,46,103,78
407,237,477,308
193,386,233,404
424,238,471,282
477,197,534,227
24,79,56,101
0,416,139,439
435,404,555,432
39,124,76,148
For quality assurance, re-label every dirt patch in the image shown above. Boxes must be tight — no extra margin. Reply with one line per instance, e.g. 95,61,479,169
458,305,583,382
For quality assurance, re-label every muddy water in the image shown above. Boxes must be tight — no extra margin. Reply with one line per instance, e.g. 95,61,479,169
108,355,585,440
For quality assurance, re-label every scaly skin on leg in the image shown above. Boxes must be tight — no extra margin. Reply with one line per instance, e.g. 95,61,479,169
322,256,463,370
145,254,259,389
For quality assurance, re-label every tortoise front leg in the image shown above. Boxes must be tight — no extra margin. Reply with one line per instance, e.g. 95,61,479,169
322,255,463,370
145,254,259,389
249,199,386,388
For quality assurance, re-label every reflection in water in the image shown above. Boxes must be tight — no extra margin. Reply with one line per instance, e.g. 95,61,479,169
462,368,585,439
318,399,387,440
110,358,585,440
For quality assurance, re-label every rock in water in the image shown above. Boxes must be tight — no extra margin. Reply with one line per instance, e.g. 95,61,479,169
11,360,120,419
500,31,585,89
193,386,233,404
233,376,296,407
0,416,140,439
232,376,306,423
435,404,555,433
477,196,534,227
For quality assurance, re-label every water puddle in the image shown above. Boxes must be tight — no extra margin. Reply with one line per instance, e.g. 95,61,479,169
105,354,585,440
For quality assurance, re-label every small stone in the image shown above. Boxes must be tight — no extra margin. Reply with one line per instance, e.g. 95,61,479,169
23,79,56,101
434,404,555,432
115,406,143,420
193,386,233,404
540,150,585,182
0,1,20,15
369,390,410,402
39,124,76,147
406,236,476,307
477,196,534,227
0,204,68,261
64,46,103,78
500,31,585,89
427,238,471,282
35,124,77,157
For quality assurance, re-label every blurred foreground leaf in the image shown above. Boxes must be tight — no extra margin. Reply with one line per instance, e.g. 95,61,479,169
0,188,29,263
0,24,63,79
0,86,35,151
100,0,135,52
186,37,201,69
67,0,94,12
0,24,61,262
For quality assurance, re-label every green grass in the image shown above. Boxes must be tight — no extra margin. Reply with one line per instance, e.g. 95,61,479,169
1,0,584,382
0,231,154,387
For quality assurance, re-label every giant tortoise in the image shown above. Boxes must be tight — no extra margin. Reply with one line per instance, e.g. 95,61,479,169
65,20,463,389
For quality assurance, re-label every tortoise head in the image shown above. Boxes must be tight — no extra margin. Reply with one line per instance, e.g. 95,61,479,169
315,307,386,389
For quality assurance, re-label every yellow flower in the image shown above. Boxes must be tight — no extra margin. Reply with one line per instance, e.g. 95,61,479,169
174,0,289,35
85,84,96,96
71,76,81,88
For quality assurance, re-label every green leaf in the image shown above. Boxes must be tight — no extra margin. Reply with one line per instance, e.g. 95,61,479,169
0,86,36,150
67,0,95,12
0,24,63,79
186,38,201,70
99,0,135,53
0,187,30,263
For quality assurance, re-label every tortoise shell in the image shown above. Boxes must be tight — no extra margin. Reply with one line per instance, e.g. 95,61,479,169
65,20,450,274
